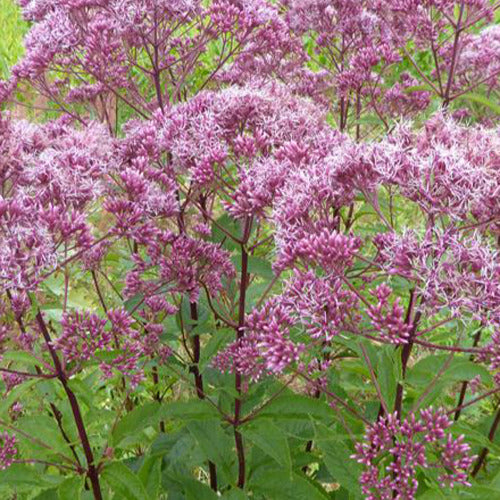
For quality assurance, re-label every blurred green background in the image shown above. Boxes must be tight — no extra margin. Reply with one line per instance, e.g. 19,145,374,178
0,0,26,78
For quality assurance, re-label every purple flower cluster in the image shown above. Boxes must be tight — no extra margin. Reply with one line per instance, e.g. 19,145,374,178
353,409,475,499
0,432,16,470
53,309,172,385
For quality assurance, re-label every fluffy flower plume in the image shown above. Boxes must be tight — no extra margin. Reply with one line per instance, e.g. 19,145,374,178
0,113,112,290
6,0,302,116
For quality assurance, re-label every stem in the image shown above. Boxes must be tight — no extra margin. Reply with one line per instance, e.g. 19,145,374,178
443,1,465,108
302,387,321,472
151,367,166,433
35,312,103,500
189,301,218,491
454,329,482,421
471,405,500,477
49,403,84,470
234,222,250,489
394,291,421,417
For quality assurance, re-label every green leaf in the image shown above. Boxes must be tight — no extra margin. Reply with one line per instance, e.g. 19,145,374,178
138,457,161,499
161,400,219,420
124,293,144,313
313,423,362,497
200,328,234,369
458,92,500,115
15,415,74,458
231,255,274,280
241,419,292,472
1,350,43,367
0,378,40,416
256,393,333,421
250,468,330,500
407,356,491,386
0,464,63,489
172,476,218,500
58,477,84,500
375,346,400,411
211,213,242,251
101,462,150,500
186,419,234,482
112,402,161,448
221,490,250,499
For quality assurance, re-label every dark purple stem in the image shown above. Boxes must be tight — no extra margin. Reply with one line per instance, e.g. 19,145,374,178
35,312,102,500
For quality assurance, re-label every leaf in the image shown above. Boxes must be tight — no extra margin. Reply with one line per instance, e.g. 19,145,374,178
211,213,242,251
124,293,144,314
186,419,234,482
101,462,150,500
138,457,161,499
15,415,74,458
407,356,491,386
458,92,500,115
375,346,401,411
161,399,219,420
0,378,40,416
200,328,234,369
112,402,161,448
1,350,43,367
256,393,333,421
403,84,433,93
0,464,63,488
231,255,274,280
313,423,362,497
58,477,84,500
241,419,292,472
221,490,250,499
250,468,330,500
170,475,218,500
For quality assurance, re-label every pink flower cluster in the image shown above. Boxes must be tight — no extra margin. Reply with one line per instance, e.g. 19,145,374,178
53,309,172,385
0,432,16,470
367,284,412,344
214,299,303,381
0,113,112,290
7,0,301,115
353,409,475,499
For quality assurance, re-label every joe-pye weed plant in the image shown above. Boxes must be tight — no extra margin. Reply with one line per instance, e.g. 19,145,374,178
1,1,500,499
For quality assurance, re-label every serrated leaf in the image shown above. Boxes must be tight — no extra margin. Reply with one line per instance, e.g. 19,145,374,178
58,476,84,500
138,457,161,499
161,400,219,420
112,402,161,448
231,255,274,280
1,350,42,367
314,423,362,497
250,468,330,500
102,462,150,500
186,419,234,482
124,293,144,313
256,393,333,421
241,419,291,472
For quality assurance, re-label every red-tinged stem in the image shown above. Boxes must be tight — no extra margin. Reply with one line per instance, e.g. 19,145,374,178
447,387,500,418
188,301,218,491
472,405,500,477
35,311,103,500
443,1,465,108
234,221,250,489
454,329,482,421
393,291,421,417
